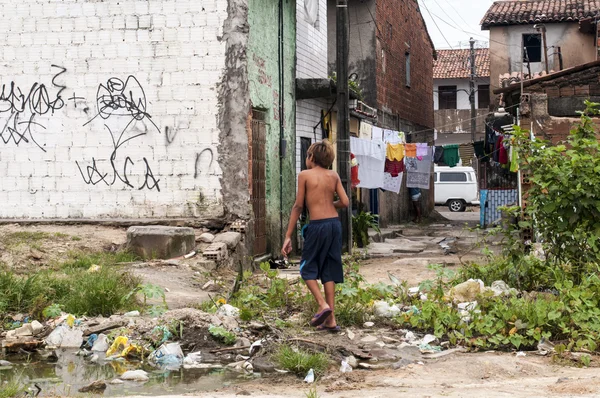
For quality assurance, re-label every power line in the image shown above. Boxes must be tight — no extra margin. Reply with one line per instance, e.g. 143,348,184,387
419,0,454,49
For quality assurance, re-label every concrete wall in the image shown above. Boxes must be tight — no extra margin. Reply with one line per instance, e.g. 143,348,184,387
0,0,242,220
433,77,489,134
433,78,490,110
248,0,296,255
489,23,596,95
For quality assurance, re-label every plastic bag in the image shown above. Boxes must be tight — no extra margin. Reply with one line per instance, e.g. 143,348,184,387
149,343,184,370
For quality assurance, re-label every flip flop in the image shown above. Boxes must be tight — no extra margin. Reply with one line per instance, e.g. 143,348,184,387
316,325,341,333
309,308,332,327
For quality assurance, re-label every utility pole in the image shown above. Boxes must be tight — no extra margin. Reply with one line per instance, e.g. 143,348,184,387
541,26,549,73
469,37,476,143
336,0,351,253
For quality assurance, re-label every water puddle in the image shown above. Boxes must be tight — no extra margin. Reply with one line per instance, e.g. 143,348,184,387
1,349,258,396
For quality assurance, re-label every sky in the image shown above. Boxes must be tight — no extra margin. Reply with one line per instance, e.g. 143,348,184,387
418,0,496,50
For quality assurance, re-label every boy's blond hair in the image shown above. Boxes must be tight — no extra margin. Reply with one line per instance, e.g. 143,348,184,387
307,139,335,168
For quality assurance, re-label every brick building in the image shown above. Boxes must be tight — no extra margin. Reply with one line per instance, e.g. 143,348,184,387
327,0,436,225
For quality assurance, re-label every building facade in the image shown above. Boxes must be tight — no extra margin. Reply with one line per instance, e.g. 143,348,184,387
481,0,599,102
327,0,435,225
433,49,490,139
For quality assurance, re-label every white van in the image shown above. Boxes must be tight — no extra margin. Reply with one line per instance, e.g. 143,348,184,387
434,166,479,212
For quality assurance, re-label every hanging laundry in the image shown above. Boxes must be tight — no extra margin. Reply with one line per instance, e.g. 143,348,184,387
459,143,474,166
442,144,459,167
406,147,432,190
359,122,373,140
509,145,519,173
384,130,405,144
382,172,403,194
384,158,405,177
473,140,488,162
371,126,384,141
498,136,508,165
350,137,386,189
405,143,417,157
350,153,360,188
434,146,444,164
416,143,429,159
386,143,404,161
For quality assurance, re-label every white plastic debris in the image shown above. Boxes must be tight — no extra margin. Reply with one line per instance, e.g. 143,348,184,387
124,311,140,317
183,352,203,366
363,322,375,328
92,334,110,352
516,352,526,357
216,304,240,318
304,368,315,383
148,343,184,370
340,360,353,373
120,370,149,382
249,339,263,355
408,287,420,295
404,331,417,342
373,301,402,318
45,325,84,348
422,334,437,345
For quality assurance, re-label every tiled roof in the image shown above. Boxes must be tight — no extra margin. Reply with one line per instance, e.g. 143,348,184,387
433,48,490,79
481,0,600,28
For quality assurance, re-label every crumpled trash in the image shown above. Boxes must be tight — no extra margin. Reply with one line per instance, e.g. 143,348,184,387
149,342,184,370
373,301,401,318
491,281,518,297
304,368,315,383
408,287,420,295
422,334,437,345
0,360,14,367
419,344,442,353
448,279,484,303
516,351,526,357
106,336,129,357
216,304,240,318
92,334,110,352
124,310,140,317
340,360,353,373
120,370,149,382
537,338,555,356
249,339,263,356
86,334,98,348
45,325,83,348
150,326,172,345
404,306,421,315
183,352,203,368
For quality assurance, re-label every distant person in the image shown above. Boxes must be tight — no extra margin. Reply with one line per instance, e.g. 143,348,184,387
409,187,422,223
281,140,349,332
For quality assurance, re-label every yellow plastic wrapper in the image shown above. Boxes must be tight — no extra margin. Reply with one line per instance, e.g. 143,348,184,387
106,336,129,357
66,314,76,328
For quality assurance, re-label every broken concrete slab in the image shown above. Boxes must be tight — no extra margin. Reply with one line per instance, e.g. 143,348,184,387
197,233,215,243
127,226,195,260
214,231,242,249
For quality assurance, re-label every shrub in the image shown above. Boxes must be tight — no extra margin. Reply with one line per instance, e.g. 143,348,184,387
273,345,329,376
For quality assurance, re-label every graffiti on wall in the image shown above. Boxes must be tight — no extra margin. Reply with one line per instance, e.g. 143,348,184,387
0,67,166,192
0,65,67,152
77,76,161,191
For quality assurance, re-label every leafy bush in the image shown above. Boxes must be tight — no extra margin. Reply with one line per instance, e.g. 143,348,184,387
352,212,380,248
273,345,329,376
208,325,236,345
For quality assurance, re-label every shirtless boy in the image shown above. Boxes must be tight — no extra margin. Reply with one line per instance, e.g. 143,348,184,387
281,140,349,331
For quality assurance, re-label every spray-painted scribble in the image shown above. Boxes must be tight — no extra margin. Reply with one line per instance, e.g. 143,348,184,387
0,65,66,152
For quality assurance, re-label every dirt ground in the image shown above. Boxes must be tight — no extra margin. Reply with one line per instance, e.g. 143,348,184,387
2,222,598,398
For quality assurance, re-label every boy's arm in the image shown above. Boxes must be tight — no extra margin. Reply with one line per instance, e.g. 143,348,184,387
333,174,350,209
282,172,306,255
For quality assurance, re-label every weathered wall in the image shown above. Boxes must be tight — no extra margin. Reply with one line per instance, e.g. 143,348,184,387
248,0,296,255
433,78,489,110
375,0,434,129
0,0,239,220
489,23,596,96
327,0,377,106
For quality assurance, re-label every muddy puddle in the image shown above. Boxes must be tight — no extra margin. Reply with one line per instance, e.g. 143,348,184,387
0,349,258,396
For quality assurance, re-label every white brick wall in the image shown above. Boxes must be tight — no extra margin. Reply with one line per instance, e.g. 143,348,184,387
296,0,328,79
0,0,229,219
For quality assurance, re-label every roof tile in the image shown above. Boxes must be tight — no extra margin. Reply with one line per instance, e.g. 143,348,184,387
433,48,490,79
481,0,600,28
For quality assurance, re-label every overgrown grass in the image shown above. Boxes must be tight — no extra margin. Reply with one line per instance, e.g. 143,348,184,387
0,379,26,398
0,267,140,317
61,250,139,269
0,231,72,248
273,345,329,376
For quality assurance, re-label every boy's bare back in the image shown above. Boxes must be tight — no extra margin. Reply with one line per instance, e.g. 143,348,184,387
299,168,345,221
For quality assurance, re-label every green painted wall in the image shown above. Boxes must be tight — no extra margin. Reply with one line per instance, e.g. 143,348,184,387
248,0,296,255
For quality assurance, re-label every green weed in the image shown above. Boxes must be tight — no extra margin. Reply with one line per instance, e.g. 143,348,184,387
0,379,26,398
273,345,329,377
305,386,320,398
208,325,236,345
61,250,139,269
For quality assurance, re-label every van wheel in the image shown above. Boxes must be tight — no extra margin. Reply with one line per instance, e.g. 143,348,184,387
448,200,466,212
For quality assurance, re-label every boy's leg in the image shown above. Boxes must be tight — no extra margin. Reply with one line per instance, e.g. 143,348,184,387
305,279,329,312
322,281,337,327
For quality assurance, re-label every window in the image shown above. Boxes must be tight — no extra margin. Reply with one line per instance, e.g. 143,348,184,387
523,34,542,63
300,137,312,171
478,84,490,109
439,172,467,182
438,86,457,109
405,52,411,87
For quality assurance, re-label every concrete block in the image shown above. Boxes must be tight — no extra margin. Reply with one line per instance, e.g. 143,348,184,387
214,232,242,249
203,242,228,261
127,226,195,259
